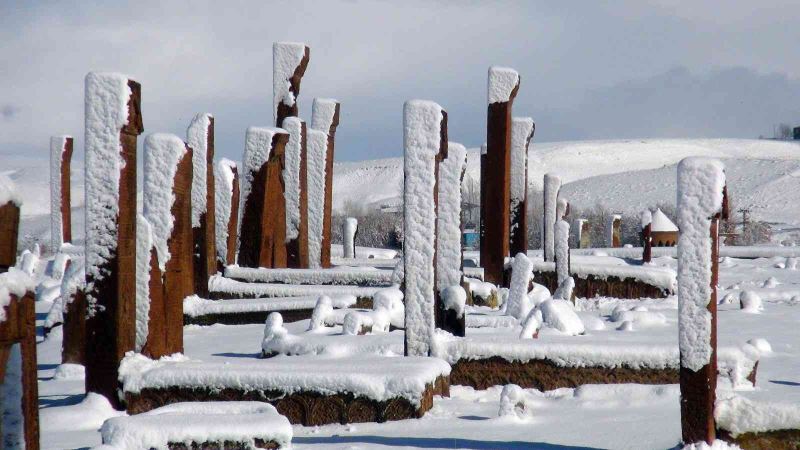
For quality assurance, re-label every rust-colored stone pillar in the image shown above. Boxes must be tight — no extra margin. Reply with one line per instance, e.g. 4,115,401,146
50,136,73,251
509,118,534,258
641,210,653,264
310,98,340,268
84,74,142,408
677,157,727,446
239,127,289,268
0,292,40,450
226,166,240,267
479,144,487,268
164,144,193,354
141,136,192,357
187,114,216,297
432,114,449,330
283,118,310,268
0,201,20,273
62,289,86,364
483,67,520,285
273,42,310,127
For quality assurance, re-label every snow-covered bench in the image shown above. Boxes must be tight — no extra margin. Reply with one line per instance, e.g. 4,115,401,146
224,265,394,287
120,353,450,426
99,402,292,449
183,295,357,325
207,274,381,302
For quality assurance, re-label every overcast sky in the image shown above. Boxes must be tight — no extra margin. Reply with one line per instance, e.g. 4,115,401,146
1,1,799,163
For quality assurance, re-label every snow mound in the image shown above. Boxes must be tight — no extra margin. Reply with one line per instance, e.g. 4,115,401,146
539,299,585,335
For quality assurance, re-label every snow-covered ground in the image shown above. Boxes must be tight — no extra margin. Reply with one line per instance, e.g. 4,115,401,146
33,251,800,449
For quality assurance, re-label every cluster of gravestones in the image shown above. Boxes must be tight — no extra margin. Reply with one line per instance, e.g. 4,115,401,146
45,42,342,411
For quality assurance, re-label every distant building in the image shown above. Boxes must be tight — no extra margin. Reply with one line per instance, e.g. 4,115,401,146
650,208,678,247
794,126,800,140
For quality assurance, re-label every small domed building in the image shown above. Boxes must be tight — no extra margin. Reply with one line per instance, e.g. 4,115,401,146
650,208,678,247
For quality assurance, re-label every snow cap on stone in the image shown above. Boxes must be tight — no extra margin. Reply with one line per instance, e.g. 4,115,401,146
273,42,307,122
143,133,189,272
186,113,213,227
436,142,468,291
403,99,444,357
282,117,304,241
510,117,534,204
306,129,328,268
214,158,237,264
240,126,287,225
84,71,131,290
50,135,71,248
0,174,21,207
488,66,519,104
310,98,339,133
677,157,725,371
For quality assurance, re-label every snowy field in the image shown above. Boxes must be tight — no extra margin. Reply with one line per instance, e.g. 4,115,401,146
32,251,800,449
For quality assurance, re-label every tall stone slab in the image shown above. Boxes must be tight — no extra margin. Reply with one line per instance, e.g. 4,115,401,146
187,114,216,297
83,73,142,408
310,98,340,268
238,127,290,268
483,67,519,285
677,157,727,445
50,135,73,251
509,118,534,257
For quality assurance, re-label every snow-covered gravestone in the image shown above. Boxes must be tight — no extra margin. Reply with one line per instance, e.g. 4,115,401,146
436,142,468,336
479,143,488,264
343,218,358,259
0,175,21,272
676,157,727,446
186,113,216,296
282,117,310,268
273,42,310,127
0,275,39,449
542,173,561,262
506,252,534,320
607,214,622,248
483,67,520,285
641,209,653,263
555,219,570,287
509,117,534,257
306,129,328,268
142,133,194,357
83,72,142,408
214,159,239,267
403,100,447,356
310,98,340,268
50,135,74,251
238,127,289,268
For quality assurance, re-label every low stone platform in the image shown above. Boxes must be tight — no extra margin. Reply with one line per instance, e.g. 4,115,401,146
183,295,362,326
120,354,450,426
527,261,676,299
434,334,758,391
716,395,800,450
208,275,381,302
100,401,292,449
224,265,394,287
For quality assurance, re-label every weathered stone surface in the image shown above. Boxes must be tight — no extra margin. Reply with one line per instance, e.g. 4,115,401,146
0,202,20,272
126,376,448,426
192,117,217,297
85,78,142,408
320,103,340,268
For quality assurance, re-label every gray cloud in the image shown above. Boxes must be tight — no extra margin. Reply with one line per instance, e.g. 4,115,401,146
0,0,798,162
1,104,18,120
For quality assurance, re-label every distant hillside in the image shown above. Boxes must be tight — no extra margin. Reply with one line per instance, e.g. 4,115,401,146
3,138,800,250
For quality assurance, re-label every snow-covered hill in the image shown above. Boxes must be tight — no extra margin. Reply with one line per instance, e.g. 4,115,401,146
335,138,800,224
3,138,800,249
